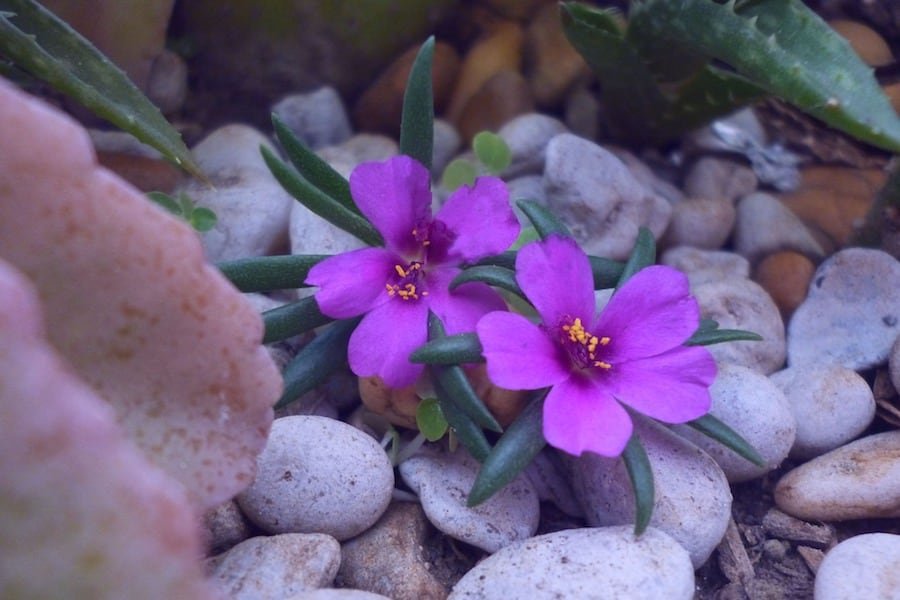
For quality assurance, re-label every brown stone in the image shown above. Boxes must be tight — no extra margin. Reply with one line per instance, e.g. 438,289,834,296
525,2,590,107
457,69,535,142
829,19,894,67
480,0,547,20
465,364,528,427
883,82,900,116
358,376,420,429
353,42,460,138
753,251,815,321
96,150,184,193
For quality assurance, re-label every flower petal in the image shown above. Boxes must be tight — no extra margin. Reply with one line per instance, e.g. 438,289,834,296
305,248,397,318
476,311,570,390
595,265,701,362
434,176,519,262
609,345,716,423
426,267,507,335
347,298,429,388
516,236,596,326
349,156,432,255
542,376,633,457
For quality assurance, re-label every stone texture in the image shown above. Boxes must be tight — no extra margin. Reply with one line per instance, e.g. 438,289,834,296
203,500,254,554
497,113,568,178
661,247,751,287
683,156,758,204
733,192,824,265
273,87,353,150
662,196,736,250
814,533,900,600
457,69,535,142
753,251,816,320
524,2,589,107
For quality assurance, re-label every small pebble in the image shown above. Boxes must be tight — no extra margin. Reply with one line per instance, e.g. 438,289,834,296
661,247,751,287
753,251,816,320
457,70,535,142
683,156,758,204
399,446,539,553
814,533,900,600
770,365,875,460
287,591,392,600
449,526,695,599
733,192,824,265
273,87,353,150
524,2,589,107
662,196,736,250
237,416,394,541
497,113,568,178
203,500,254,554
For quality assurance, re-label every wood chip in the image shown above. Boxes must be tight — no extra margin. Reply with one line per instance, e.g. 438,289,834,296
797,546,826,574
717,518,755,585
761,508,835,548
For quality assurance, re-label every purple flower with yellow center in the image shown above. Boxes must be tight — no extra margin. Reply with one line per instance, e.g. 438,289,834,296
476,236,716,457
306,155,520,388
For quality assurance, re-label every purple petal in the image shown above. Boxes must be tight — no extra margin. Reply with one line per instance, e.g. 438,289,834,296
349,156,432,256
426,266,507,335
347,298,429,388
434,176,519,262
609,345,716,423
595,265,701,362
542,376,633,457
476,311,571,390
305,248,398,318
516,236,595,326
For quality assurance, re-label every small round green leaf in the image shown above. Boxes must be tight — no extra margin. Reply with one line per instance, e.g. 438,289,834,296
473,131,512,174
189,207,217,232
441,158,478,191
416,398,449,442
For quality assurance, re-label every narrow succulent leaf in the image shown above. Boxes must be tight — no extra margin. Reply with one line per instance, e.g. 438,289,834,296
262,297,333,344
615,227,656,290
686,327,763,346
474,251,516,270
687,414,766,467
217,255,329,293
473,131,512,174
441,158,478,191
416,398,449,442
450,265,524,298
590,256,626,290
433,375,492,461
409,333,484,365
622,435,655,536
633,0,900,153
276,317,359,409
467,390,547,507
261,146,383,246
518,199,573,239
0,0,203,178
272,113,359,215
147,191,182,215
399,36,434,170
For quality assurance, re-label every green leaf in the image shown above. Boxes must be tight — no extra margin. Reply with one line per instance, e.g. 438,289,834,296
216,255,329,293
399,36,434,170
687,413,766,467
590,256,626,290
686,328,763,346
433,375,492,462
261,146,383,247
416,398,449,442
450,265,523,298
409,333,484,365
517,199,573,239
475,251,516,271
271,113,359,215
147,191,182,216
615,227,656,290
440,158,478,191
473,131,512,174
275,317,359,409
511,226,540,250
0,0,203,178
189,207,217,232
622,435,655,536
467,390,547,506
262,297,334,344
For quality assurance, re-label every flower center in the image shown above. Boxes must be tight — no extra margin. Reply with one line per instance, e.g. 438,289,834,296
559,317,611,370
385,261,428,301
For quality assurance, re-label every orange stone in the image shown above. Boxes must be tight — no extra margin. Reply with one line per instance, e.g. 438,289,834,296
753,251,816,321
829,19,894,67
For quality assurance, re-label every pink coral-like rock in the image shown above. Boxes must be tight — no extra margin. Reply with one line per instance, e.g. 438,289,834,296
0,77,280,510
0,259,216,599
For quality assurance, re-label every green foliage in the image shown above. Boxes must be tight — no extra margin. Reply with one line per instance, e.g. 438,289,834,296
416,398,449,442
0,0,203,177
562,0,900,152
440,158,478,191
440,131,512,192
622,434,654,535
216,255,329,293
399,36,434,170
147,192,217,232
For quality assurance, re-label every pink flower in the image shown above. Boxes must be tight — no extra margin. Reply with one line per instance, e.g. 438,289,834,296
476,236,716,457
306,155,520,388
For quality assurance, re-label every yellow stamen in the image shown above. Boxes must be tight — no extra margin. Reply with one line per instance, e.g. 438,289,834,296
394,264,407,277
594,360,612,369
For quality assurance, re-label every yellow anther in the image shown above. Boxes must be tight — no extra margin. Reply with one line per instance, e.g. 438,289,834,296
599,336,610,346
394,264,407,277
594,360,612,369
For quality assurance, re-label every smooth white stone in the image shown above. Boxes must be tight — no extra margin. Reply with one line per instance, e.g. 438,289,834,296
661,246,751,287
498,113,568,178
814,533,900,600
272,87,353,149
733,192,824,264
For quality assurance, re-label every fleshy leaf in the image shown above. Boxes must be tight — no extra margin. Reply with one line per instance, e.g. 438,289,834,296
0,0,203,178
686,413,766,467
473,131,512,174
261,146,383,246
685,327,763,346
450,265,524,298
517,199,573,239
217,255,329,293
147,191,182,216
590,256,626,290
416,398,449,442
467,391,547,507
276,317,359,409
615,227,657,290
189,207,217,232
262,297,333,344
441,158,478,191
433,374,492,461
399,36,434,170
622,434,655,536
409,332,484,365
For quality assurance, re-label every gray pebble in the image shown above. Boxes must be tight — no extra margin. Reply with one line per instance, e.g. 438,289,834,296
661,247,751,287
203,500,253,554
733,192,824,265
237,416,394,541
683,156,758,204
273,87,353,149
814,533,900,600
662,196,736,250
498,113,568,178
432,119,461,177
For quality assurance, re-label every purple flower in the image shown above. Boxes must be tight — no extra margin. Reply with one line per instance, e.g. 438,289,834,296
306,155,520,388
476,236,716,457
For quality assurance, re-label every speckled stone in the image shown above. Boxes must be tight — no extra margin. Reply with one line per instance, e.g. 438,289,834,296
814,533,900,600
661,247,751,287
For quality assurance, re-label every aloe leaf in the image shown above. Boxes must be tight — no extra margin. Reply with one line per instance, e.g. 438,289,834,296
217,255,329,293
275,317,359,409
686,327,763,346
261,146,383,247
0,0,202,178
467,391,547,507
450,265,523,298
416,398,449,442
622,435,655,536
518,199,573,239
262,297,333,344
631,0,900,153
271,113,359,215
399,36,434,170
615,227,656,291
409,333,484,365
687,413,766,467
432,375,492,462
